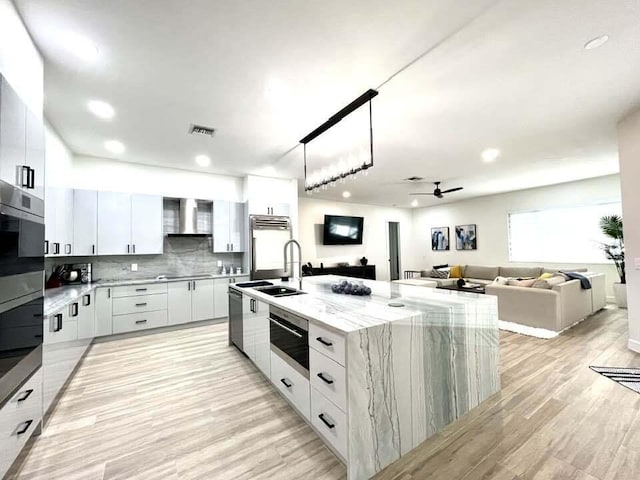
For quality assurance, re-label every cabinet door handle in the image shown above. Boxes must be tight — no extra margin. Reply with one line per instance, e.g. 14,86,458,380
65,244,72,255
188,281,191,291
316,337,333,347
16,420,33,435
192,281,196,290
318,413,335,429
92,244,96,255
135,319,147,325
54,243,60,255
135,302,148,307
44,240,49,255
127,244,130,253
70,302,79,317
317,372,334,385
133,244,136,254
231,244,234,252
135,288,147,292
108,288,111,299
83,294,91,306
18,165,29,188
17,389,34,402
280,378,292,389
28,167,35,189
53,313,63,332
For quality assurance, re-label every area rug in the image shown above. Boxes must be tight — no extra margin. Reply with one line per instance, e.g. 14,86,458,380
590,366,640,394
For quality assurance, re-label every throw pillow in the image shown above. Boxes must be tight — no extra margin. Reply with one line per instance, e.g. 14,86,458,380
430,268,450,279
538,272,554,280
449,265,462,278
507,278,536,287
493,276,510,285
433,264,449,270
532,275,566,289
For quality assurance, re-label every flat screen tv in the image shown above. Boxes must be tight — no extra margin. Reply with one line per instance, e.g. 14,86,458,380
323,215,364,245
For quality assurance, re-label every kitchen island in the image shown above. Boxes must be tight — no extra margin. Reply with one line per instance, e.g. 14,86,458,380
231,275,500,480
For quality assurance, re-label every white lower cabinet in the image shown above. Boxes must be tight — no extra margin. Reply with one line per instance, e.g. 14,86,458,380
270,351,310,420
94,287,113,337
242,296,269,376
112,310,168,334
0,369,43,479
310,348,347,412
168,280,215,325
168,281,192,325
311,387,348,459
191,279,214,321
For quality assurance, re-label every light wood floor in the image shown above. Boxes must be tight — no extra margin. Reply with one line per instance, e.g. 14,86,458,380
8,307,639,480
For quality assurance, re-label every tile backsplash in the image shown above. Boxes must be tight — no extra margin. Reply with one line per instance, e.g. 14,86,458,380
45,236,245,282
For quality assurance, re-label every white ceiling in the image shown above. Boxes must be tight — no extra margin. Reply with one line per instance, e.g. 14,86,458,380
15,0,640,207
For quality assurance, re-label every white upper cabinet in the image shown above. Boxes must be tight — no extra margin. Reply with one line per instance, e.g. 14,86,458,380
131,194,163,254
0,76,44,199
45,187,73,256
73,189,98,256
213,201,245,253
97,191,132,255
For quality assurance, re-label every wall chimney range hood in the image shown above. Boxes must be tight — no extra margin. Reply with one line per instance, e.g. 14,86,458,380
167,198,211,237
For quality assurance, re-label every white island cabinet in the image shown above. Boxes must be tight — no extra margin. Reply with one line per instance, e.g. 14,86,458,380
231,276,501,480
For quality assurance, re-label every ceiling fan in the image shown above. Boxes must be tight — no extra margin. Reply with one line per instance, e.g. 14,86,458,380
410,181,463,199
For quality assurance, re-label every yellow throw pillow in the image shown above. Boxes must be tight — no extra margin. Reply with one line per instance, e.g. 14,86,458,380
449,265,462,278
538,272,554,280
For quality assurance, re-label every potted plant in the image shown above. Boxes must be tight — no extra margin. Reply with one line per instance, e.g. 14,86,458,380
599,214,626,308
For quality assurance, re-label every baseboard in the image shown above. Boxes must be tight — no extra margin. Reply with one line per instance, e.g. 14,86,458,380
606,295,616,304
629,338,640,354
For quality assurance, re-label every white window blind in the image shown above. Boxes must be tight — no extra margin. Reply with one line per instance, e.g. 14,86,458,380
508,202,622,264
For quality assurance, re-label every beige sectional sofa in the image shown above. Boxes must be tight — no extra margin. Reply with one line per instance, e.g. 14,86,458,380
420,265,606,333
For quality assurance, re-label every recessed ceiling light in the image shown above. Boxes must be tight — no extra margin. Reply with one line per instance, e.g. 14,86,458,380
411,199,419,207
195,154,211,167
584,35,609,50
87,100,114,120
63,32,99,62
481,148,500,163
342,191,351,198
104,140,125,154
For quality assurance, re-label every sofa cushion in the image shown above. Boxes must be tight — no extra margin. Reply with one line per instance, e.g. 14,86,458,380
542,267,588,274
466,278,493,286
507,278,537,287
532,275,566,289
499,266,542,278
464,265,499,280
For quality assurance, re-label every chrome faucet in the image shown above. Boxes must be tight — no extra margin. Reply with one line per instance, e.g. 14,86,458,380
283,239,303,290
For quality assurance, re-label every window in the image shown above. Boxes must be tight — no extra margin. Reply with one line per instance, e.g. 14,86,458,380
508,202,622,264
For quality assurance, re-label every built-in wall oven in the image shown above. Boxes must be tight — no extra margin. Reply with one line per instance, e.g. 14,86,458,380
0,180,44,408
269,305,309,377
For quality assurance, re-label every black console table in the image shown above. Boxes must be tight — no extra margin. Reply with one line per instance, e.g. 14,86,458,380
309,265,376,280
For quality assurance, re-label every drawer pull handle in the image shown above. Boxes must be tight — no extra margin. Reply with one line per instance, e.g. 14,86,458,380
83,294,91,306
318,413,335,429
135,288,147,292
16,419,33,435
17,389,34,402
316,337,333,347
317,372,334,385
135,302,148,307
71,302,79,317
280,378,292,389
135,320,147,324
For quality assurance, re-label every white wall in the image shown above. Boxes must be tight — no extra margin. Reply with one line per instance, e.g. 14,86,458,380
67,155,244,202
0,0,43,117
298,197,413,282
410,175,622,297
45,123,73,187
618,109,640,353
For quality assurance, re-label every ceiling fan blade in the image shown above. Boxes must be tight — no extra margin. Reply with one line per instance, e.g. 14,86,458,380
441,187,463,194
409,192,435,196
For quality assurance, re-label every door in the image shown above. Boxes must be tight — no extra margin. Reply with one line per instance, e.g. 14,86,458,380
25,107,45,199
0,77,26,190
97,191,131,255
212,200,231,252
388,221,401,281
73,190,98,256
168,281,192,325
229,202,245,252
94,287,113,336
214,278,230,319
131,194,163,254
191,279,214,321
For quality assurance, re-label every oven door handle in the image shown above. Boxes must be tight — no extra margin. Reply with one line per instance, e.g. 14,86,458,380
269,318,303,338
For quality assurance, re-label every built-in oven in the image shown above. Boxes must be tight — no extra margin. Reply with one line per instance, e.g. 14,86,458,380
269,305,309,377
0,179,44,408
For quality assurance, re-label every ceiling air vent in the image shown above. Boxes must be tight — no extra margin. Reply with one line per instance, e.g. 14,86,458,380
188,124,216,137
404,176,424,182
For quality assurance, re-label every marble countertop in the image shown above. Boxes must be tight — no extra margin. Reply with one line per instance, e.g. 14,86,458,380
232,275,498,333
44,272,250,316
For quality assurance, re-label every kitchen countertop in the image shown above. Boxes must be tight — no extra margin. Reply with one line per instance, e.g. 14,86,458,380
232,275,498,333
44,272,249,316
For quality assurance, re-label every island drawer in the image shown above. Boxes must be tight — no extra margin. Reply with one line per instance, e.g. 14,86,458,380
309,323,346,366
112,294,167,316
112,283,167,298
270,351,310,420
311,387,347,460
310,348,346,412
112,310,168,334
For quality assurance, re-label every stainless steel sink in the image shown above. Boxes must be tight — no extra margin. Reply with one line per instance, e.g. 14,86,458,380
255,285,306,297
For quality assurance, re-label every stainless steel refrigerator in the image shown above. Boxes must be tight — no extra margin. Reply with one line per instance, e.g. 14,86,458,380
249,215,292,280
